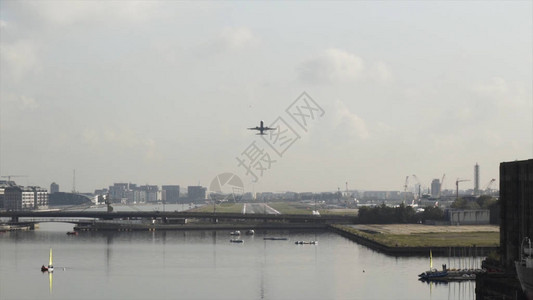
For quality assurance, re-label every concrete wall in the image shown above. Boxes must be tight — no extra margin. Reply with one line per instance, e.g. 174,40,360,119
500,159,533,270
448,209,490,225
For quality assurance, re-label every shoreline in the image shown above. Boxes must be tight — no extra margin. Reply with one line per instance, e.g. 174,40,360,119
71,221,500,257
74,222,328,232
329,224,499,257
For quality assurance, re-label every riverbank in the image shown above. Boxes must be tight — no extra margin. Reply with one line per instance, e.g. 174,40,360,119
330,224,499,256
74,221,328,231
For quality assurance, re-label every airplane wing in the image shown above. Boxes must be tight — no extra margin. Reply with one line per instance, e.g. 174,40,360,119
263,127,275,131
248,127,260,130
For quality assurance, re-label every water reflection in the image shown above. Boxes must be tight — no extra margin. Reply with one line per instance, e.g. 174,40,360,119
1,224,479,300
48,271,53,294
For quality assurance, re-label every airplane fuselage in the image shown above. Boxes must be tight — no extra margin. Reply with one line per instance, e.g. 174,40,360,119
248,120,275,135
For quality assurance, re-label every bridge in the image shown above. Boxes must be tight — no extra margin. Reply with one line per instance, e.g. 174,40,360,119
0,210,357,227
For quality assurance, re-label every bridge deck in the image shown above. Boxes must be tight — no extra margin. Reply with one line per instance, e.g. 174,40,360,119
0,211,356,224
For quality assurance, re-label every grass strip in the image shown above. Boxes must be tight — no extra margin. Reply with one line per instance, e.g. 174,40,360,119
332,225,499,248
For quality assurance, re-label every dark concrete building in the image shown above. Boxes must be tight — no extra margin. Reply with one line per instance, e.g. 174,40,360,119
50,182,59,194
500,159,533,269
188,186,206,202
162,185,180,203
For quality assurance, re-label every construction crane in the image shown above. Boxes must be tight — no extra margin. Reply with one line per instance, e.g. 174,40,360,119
484,178,496,194
412,174,422,200
438,174,446,198
403,176,409,204
456,178,470,201
1,175,27,183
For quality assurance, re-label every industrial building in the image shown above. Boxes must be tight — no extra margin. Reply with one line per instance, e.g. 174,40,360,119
162,185,180,203
447,209,490,225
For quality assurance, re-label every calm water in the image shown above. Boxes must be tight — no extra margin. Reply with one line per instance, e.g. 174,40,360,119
0,205,476,300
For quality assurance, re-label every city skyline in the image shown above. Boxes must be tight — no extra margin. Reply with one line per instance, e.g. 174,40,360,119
1,1,531,194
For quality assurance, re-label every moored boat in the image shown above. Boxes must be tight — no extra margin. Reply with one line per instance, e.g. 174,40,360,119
419,250,448,280
295,241,318,245
41,248,53,272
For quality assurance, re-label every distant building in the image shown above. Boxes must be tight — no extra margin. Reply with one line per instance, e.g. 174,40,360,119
109,183,129,202
188,186,206,202
49,192,91,206
431,179,441,198
448,209,490,225
50,182,59,194
0,180,17,209
162,185,180,203
4,186,48,210
500,159,533,270
361,191,402,201
139,185,158,203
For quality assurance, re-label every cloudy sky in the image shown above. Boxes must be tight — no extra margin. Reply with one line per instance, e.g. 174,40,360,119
1,1,531,194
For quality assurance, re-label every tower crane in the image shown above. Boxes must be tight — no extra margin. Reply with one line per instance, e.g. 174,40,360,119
484,179,496,194
456,178,470,201
1,175,27,183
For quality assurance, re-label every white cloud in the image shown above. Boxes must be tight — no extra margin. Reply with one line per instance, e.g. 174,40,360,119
297,49,393,84
0,40,39,82
197,27,260,57
82,126,161,162
218,27,259,50
370,61,393,82
334,100,369,139
473,77,509,95
4,93,39,110
472,77,528,108
297,48,365,84
27,1,161,26
200,26,260,56
454,107,472,120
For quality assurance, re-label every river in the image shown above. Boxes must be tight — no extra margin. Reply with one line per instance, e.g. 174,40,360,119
0,204,477,300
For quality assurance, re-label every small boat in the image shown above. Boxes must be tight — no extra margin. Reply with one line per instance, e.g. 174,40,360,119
41,248,54,272
246,230,255,235
263,237,288,241
230,239,244,243
418,250,447,280
418,270,448,280
295,241,318,245
66,231,78,235
229,231,241,236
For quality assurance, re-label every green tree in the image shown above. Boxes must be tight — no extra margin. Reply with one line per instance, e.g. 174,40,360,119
451,198,467,209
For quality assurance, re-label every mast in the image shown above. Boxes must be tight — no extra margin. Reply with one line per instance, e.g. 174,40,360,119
49,248,53,267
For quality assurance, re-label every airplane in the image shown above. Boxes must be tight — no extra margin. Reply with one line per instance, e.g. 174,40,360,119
248,120,275,135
